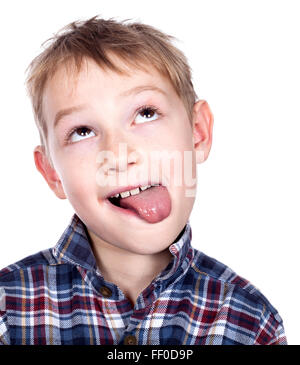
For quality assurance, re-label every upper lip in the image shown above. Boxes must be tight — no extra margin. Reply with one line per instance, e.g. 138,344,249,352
104,181,161,199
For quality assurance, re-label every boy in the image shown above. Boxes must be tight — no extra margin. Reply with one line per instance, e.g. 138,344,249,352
0,15,287,345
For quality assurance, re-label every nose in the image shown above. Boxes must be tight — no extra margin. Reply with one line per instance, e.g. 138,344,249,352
96,141,141,174
110,142,141,173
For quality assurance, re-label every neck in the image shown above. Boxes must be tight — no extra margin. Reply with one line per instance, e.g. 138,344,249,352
87,230,173,306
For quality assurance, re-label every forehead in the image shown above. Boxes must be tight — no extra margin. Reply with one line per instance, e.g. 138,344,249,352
43,56,176,110
41,56,180,130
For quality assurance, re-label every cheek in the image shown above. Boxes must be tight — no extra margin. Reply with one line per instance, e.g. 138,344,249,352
144,121,192,151
141,120,194,186
55,154,98,200
164,116,193,148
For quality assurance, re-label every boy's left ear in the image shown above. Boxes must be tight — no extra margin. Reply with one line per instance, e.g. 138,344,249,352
192,100,214,163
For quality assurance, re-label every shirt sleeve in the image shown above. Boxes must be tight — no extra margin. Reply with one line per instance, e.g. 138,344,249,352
0,287,10,345
254,304,287,345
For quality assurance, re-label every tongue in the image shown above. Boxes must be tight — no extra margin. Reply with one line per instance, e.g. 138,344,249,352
119,186,171,223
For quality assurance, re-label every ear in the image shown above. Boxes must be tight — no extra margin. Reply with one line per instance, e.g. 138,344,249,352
192,100,214,163
33,146,66,199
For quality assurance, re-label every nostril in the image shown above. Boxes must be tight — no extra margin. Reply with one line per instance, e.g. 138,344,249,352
128,151,141,165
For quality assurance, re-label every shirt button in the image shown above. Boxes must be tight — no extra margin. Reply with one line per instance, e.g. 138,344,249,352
124,335,137,345
99,286,112,298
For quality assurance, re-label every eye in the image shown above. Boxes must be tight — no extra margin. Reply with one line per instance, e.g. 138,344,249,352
135,106,160,124
68,126,96,143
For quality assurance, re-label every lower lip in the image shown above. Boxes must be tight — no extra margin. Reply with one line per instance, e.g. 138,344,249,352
104,198,141,220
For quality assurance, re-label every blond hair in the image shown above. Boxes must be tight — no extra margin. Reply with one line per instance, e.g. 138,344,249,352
25,15,198,153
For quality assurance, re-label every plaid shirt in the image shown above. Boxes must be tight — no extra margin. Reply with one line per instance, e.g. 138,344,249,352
0,214,287,345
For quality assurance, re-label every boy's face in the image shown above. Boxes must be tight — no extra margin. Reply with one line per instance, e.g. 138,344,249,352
37,56,213,255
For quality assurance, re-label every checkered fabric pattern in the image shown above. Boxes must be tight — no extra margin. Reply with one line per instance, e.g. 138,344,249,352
0,214,287,345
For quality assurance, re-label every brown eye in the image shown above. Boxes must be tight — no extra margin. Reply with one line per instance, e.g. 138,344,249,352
69,126,96,143
76,127,91,136
141,108,155,118
135,107,159,124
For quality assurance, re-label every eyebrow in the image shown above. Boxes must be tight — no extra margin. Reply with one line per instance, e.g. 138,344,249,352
54,104,88,128
118,85,167,98
54,85,167,128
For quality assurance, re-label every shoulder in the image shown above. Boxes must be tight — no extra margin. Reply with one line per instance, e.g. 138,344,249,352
0,248,58,345
0,248,57,284
190,248,284,325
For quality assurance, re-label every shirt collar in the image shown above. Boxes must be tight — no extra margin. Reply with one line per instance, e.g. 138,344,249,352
52,214,98,271
52,213,194,282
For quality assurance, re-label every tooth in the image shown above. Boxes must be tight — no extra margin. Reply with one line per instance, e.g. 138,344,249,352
113,193,120,198
140,186,148,191
152,184,159,186
120,191,130,198
130,188,140,196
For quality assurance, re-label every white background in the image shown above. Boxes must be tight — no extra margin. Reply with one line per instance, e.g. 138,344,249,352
0,0,299,344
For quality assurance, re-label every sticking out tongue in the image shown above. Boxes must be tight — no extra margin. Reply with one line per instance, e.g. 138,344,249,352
119,186,171,224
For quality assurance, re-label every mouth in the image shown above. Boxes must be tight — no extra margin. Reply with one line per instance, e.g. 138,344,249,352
107,183,160,208
104,182,172,224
